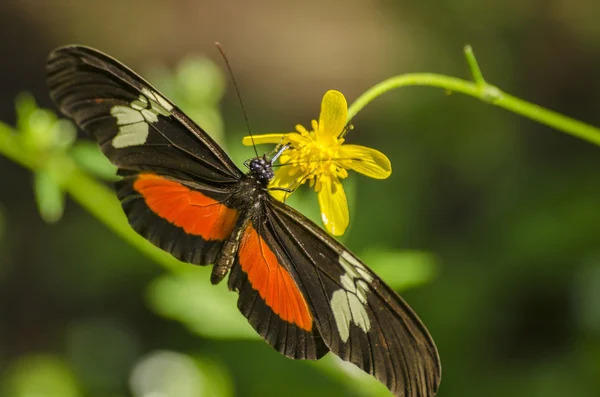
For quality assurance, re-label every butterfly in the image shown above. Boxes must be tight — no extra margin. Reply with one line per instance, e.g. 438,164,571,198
46,45,441,397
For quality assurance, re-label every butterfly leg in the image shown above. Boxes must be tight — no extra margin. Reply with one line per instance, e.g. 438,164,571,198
211,215,251,285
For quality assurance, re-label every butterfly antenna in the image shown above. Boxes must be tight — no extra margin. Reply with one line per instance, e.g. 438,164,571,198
215,42,259,159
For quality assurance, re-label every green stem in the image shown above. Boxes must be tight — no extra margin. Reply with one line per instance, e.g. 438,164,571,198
347,48,600,147
0,121,181,271
464,45,486,86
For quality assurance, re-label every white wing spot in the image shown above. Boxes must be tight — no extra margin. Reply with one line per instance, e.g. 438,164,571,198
111,90,172,149
331,290,351,341
330,251,373,342
141,87,173,112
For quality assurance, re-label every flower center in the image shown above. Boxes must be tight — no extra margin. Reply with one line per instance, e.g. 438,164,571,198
280,124,349,190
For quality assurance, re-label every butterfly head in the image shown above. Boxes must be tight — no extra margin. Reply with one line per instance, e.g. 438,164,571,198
248,156,275,182
246,143,290,184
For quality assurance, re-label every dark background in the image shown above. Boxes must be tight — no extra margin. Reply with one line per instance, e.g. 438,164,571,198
1,0,599,396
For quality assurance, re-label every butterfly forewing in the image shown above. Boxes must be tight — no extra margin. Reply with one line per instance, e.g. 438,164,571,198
46,45,242,183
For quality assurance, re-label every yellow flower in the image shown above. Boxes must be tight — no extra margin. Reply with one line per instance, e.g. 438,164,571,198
242,90,391,236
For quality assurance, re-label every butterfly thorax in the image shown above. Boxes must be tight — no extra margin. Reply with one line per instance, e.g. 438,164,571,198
229,159,273,208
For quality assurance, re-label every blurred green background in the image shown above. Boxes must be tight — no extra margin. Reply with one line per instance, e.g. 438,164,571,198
1,1,600,396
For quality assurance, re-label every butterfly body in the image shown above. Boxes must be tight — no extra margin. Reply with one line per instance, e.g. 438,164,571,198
46,45,441,397
209,158,276,285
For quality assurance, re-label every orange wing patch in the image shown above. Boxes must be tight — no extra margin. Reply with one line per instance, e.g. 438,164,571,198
238,226,313,331
133,173,238,240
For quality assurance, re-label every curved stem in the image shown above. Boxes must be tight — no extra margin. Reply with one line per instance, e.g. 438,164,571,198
347,48,600,147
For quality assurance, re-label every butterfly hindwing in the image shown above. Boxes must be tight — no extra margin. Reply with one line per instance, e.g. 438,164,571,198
117,172,239,265
228,220,329,359
248,199,441,397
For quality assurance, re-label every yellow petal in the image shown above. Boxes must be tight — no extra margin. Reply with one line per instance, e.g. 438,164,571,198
268,167,302,201
317,176,349,236
242,132,310,148
317,90,348,139
242,133,287,146
337,144,392,179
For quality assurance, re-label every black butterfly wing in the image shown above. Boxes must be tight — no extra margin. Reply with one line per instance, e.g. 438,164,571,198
46,45,242,183
229,198,441,397
46,46,244,265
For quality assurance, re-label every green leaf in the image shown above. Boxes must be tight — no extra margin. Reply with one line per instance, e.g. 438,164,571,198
3,355,81,397
33,168,66,223
51,119,77,150
17,96,56,151
311,355,392,397
194,357,234,397
175,56,225,105
147,269,257,339
15,92,76,153
359,248,439,291
15,92,38,132
70,141,119,181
